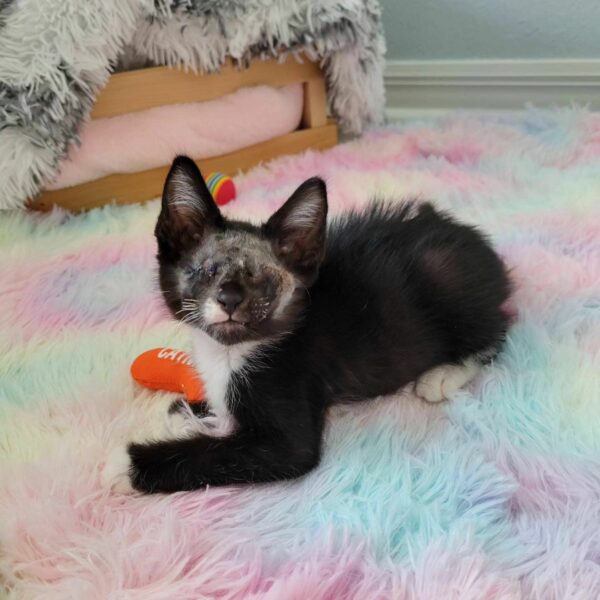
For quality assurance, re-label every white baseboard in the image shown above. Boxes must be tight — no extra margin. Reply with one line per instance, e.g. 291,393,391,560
384,59,600,119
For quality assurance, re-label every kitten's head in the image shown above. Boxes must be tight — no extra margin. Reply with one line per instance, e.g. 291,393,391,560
155,156,327,345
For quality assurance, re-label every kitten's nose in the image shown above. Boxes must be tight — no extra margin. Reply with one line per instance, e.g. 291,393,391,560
217,281,244,315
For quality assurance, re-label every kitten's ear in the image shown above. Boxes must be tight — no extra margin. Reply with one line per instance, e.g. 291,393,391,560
155,156,222,258
264,177,327,282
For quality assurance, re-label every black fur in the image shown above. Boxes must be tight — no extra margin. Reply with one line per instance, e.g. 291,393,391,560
129,157,511,493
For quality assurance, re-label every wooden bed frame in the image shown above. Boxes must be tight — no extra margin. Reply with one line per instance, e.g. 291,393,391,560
30,57,338,212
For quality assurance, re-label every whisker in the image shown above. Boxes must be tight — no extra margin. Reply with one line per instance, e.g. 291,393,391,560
180,311,200,324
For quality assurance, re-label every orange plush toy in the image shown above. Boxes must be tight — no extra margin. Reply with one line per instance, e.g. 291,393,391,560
131,348,204,403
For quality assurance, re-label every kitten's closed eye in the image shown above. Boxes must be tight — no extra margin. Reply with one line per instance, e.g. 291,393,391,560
183,263,218,279
183,265,200,277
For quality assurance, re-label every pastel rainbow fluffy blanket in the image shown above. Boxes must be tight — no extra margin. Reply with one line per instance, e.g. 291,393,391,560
1,111,599,599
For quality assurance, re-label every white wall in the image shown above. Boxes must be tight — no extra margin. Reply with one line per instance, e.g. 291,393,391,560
382,0,600,60
381,0,600,114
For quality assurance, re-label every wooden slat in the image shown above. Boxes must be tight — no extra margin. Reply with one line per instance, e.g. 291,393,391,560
92,59,322,119
31,121,338,212
301,77,328,128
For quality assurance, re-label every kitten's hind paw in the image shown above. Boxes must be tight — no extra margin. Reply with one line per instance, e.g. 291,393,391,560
414,360,480,403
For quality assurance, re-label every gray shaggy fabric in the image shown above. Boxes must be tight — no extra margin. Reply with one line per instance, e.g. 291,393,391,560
0,0,385,210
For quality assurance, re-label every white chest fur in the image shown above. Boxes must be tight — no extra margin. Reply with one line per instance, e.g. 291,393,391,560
190,329,260,432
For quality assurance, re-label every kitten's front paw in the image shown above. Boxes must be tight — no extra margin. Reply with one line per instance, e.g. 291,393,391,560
101,445,135,494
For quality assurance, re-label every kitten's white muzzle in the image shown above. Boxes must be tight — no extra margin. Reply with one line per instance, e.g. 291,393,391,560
203,298,230,325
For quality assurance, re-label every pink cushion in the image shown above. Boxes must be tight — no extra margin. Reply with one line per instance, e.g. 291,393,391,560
48,83,304,190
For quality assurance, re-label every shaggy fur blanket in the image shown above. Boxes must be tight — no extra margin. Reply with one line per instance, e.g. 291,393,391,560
1,110,599,598
0,0,385,209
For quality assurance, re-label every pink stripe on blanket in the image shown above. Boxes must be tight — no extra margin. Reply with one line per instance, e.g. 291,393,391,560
48,83,304,190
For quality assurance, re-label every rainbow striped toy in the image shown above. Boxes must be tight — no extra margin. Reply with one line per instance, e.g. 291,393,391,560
206,172,237,206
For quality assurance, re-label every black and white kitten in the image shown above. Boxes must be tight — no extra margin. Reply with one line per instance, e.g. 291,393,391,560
116,156,511,494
